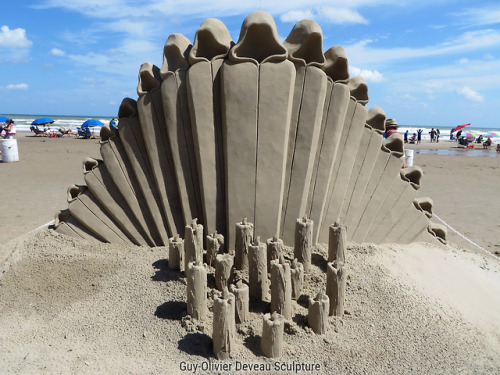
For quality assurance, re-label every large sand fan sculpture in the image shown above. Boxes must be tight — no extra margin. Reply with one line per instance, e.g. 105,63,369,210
53,11,447,247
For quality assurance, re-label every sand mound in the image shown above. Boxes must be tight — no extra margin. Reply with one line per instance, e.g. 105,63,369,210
1,230,499,374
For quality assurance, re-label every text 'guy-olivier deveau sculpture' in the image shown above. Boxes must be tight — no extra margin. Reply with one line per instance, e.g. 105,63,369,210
52,11,447,248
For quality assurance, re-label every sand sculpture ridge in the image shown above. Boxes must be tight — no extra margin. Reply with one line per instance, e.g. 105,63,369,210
52,11,446,248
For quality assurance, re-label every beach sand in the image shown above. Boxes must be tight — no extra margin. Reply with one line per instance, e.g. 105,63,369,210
0,134,499,374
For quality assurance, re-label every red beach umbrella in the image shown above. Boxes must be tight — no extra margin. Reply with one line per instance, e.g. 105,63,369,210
452,123,471,133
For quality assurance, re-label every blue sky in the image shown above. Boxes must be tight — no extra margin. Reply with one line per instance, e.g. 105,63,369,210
1,1,500,128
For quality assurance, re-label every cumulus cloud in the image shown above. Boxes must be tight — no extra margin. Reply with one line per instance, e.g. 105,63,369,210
350,66,385,82
457,86,484,102
6,83,29,90
0,25,32,48
0,25,33,63
50,48,66,56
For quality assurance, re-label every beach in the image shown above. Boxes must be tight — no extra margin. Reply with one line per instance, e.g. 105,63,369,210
1,134,499,374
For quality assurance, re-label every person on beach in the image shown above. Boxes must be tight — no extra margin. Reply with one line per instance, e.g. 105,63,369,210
4,119,16,139
417,129,423,144
384,118,399,139
456,130,462,140
483,137,492,149
59,127,73,136
436,129,440,143
110,118,118,130
385,119,407,168
404,130,408,143
429,128,436,142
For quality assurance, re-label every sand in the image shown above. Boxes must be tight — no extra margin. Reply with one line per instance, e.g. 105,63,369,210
1,134,499,374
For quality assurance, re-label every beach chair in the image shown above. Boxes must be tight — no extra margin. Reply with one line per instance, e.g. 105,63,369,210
76,127,92,139
30,125,46,136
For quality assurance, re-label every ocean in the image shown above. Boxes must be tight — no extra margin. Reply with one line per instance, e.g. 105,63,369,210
2,114,499,143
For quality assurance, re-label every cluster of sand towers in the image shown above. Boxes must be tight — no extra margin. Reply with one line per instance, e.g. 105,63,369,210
169,217,347,359
52,11,447,248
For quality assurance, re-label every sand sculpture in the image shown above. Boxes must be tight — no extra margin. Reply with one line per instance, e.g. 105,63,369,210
49,10,451,359
52,11,446,248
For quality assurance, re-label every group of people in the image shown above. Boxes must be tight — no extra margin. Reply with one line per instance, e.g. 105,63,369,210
403,129,424,145
1,119,16,139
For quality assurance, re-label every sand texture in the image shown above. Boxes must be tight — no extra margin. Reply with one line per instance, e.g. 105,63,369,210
1,134,499,374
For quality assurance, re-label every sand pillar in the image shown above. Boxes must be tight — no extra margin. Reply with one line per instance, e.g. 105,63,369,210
184,221,203,272
212,287,235,360
168,235,184,271
186,260,207,320
328,223,347,263
270,257,292,320
215,253,234,291
230,280,249,324
234,218,253,271
326,261,347,317
267,236,284,271
248,237,268,300
294,216,313,272
193,218,204,251
290,259,304,300
261,311,284,358
308,291,330,334
206,232,223,267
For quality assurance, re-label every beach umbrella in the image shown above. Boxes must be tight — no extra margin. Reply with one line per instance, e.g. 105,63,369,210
0,116,9,122
31,117,55,126
451,123,471,133
463,132,477,139
484,132,498,138
81,119,104,128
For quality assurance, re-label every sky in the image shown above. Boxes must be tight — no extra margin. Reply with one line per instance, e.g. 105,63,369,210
1,0,500,128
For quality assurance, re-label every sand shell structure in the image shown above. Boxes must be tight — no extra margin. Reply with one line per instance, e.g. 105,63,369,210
53,11,446,248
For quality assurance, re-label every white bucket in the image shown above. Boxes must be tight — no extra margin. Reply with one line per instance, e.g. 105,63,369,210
405,149,414,167
0,138,19,162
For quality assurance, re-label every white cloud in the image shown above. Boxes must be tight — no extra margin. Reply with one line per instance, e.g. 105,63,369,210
457,86,484,102
281,7,368,25
50,48,66,56
454,5,500,27
281,10,315,23
66,38,159,78
0,25,33,63
6,83,29,90
345,29,500,67
0,25,32,48
350,66,385,82
320,7,369,24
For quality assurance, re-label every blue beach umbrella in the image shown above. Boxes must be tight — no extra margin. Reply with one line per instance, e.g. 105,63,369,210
32,117,55,126
0,116,9,122
81,119,104,128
